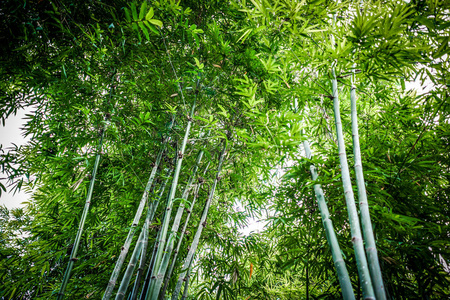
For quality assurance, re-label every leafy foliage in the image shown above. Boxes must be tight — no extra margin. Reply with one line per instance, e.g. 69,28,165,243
1,0,449,299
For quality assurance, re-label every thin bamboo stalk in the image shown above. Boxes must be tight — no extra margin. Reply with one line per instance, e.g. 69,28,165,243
139,229,161,300
180,265,192,300
350,66,386,300
146,102,196,299
303,141,355,300
150,150,205,299
171,143,227,300
116,222,147,300
140,166,177,300
57,118,109,300
331,65,375,299
103,122,174,300
130,168,173,300
160,166,206,299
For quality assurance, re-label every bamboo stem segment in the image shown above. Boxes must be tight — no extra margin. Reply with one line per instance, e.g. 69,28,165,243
103,143,167,300
103,117,174,300
171,143,227,300
146,102,197,299
150,150,204,300
350,66,386,300
303,141,355,300
131,167,173,300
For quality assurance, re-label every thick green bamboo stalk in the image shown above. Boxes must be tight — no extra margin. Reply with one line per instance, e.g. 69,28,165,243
102,142,168,300
331,65,375,299
350,67,386,300
115,221,147,300
149,150,205,300
146,102,196,300
171,144,227,300
303,141,355,300
57,119,109,300
130,168,173,300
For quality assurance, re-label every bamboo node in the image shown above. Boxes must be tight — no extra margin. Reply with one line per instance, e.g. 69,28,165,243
198,177,205,183
187,115,193,122
202,221,207,227
178,151,184,159
183,277,188,281
70,257,79,262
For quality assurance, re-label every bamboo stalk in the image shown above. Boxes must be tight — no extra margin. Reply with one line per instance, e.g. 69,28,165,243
180,264,192,300
171,143,227,300
329,13,374,299
331,64,375,299
303,141,355,300
103,119,175,300
350,66,386,300
149,150,205,300
160,162,207,299
57,117,109,300
115,221,147,300
140,165,177,300
145,102,196,299
116,171,173,300
130,168,173,300
139,229,161,300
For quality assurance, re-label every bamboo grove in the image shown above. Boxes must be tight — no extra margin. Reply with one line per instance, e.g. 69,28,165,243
1,0,449,299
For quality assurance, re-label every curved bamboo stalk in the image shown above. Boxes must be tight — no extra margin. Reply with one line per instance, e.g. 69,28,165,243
331,65,375,299
103,118,175,300
149,150,205,300
303,141,355,300
350,66,386,300
57,118,109,300
171,143,227,300
145,102,196,299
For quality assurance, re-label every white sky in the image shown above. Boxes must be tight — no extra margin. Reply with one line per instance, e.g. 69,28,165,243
0,109,31,209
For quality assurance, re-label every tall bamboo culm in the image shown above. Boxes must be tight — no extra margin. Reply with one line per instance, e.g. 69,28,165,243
145,102,197,300
149,150,204,300
330,13,374,299
171,143,227,300
115,221,147,300
57,116,109,300
103,119,174,300
130,167,173,300
350,67,386,300
331,65,375,299
303,141,355,299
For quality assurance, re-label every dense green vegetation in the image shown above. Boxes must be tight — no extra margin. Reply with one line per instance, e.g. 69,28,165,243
1,0,449,299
